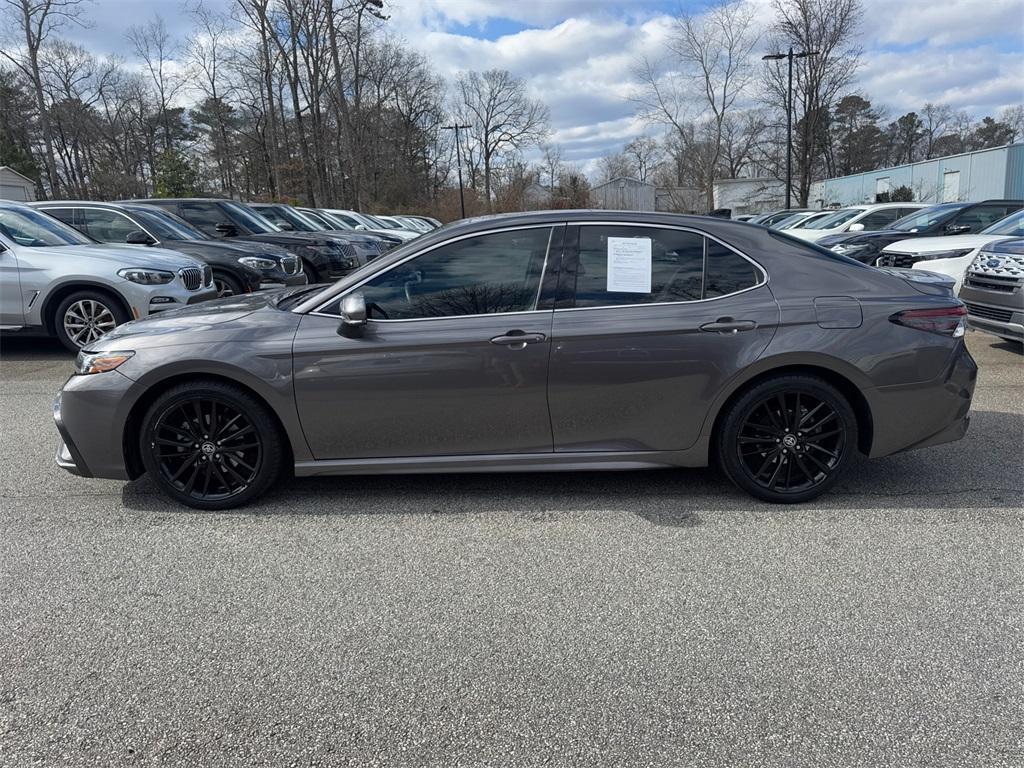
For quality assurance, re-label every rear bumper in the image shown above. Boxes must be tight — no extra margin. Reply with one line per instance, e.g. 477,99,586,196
866,341,977,458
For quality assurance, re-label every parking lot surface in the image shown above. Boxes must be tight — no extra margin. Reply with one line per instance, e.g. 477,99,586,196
0,332,1021,767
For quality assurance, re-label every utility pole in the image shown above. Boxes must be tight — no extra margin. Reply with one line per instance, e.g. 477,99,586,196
442,124,471,219
762,48,819,209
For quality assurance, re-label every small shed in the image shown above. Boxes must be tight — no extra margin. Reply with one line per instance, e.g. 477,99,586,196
712,178,785,217
0,166,36,202
592,177,656,211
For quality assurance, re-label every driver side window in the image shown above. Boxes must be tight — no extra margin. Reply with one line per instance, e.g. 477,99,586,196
356,227,552,320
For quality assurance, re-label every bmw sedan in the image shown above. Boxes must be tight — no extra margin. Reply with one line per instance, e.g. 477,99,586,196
53,211,977,509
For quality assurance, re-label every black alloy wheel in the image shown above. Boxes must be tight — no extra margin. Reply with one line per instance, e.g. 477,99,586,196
213,271,243,298
718,375,856,503
140,381,283,509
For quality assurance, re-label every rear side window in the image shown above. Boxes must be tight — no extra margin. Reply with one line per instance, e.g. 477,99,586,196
40,207,77,227
705,241,759,298
569,226,758,308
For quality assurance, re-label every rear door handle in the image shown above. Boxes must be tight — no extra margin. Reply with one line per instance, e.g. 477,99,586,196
700,318,757,333
490,331,547,349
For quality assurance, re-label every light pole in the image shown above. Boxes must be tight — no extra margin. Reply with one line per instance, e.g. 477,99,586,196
442,123,471,219
763,48,819,210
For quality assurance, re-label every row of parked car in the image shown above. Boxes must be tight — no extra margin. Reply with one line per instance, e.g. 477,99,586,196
0,198,438,350
746,199,1024,343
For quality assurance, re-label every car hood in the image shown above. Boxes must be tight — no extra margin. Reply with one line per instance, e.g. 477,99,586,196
818,230,906,247
240,232,348,248
882,233,1013,254
91,290,294,348
31,243,203,270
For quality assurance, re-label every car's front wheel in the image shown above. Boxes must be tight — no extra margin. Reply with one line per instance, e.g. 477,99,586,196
140,380,285,510
54,290,129,352
717,375,858,504
212,271,243,298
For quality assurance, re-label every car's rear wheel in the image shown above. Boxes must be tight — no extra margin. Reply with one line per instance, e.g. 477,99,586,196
140,381,285,510
54,290,129,352
212,271,243,298
717,375,857,503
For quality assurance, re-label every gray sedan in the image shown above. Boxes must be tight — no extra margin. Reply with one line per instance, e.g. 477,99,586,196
53,211,977,508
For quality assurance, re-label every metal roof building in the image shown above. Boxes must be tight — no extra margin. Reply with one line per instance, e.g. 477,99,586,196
809,143,1024,207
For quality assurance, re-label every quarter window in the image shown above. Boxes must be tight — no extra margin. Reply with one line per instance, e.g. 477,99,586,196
568,226,757,308
356,227,552,320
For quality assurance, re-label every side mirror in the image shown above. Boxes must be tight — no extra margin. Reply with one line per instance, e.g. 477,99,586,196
848,222,865,232
278,221,294,231
945,224,971,235
126,229,155,245
214,222,238,237
354,224,368,231
337,292,367,337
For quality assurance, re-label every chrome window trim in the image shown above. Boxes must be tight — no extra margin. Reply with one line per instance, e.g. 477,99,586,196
299,223,561,318
553,220,768,312
37,203,161,245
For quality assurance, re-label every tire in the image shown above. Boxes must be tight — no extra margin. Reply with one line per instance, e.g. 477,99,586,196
53,289,129,352
716,374,858,504
139,380,286,510
212,270,243,298
301,260,320,283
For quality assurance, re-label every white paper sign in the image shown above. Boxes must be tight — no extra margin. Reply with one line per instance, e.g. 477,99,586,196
606,237,652,293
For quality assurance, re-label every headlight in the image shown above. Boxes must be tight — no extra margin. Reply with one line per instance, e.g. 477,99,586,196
916,249,973,261
75,350,135,375
238,256,277,271
118,268,174,284
831,243,869,254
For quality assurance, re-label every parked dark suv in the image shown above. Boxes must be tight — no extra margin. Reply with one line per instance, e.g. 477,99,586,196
130,198,380,283
820,199,1024,264
35,201,306,297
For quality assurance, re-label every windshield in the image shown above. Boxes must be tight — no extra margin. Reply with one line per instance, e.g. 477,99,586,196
805,208,864,229
890,204,963,232
0,207,94,247
787,213,831,230
981,209,1024,236
127,206,208,241
224,201,281,233
257,205,319,232
301,209,347,230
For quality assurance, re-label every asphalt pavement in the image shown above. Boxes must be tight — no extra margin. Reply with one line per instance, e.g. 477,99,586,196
0,332,1021,767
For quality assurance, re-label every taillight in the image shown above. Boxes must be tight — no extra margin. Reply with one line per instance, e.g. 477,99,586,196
889,305,967,337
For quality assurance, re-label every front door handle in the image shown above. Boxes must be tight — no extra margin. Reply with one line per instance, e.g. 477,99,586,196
700,318,757,334
490,331,546,349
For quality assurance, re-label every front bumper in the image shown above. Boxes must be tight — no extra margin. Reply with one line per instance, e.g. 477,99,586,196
959,283,1024,342
54,393,90,477
52,371,137,481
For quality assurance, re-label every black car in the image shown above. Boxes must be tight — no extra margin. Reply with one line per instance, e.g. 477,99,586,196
818,199,1024,264
129,198,379,283
35,201,306,297
249,203,395,259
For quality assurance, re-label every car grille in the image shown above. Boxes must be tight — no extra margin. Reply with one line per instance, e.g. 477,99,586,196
339,242,357,259
180,266,206,291
281,255,300,275
964,274,1022,293
964,302,1013,323
877,252,918,268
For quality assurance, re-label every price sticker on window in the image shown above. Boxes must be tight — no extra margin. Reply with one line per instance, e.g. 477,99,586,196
606,236,652,293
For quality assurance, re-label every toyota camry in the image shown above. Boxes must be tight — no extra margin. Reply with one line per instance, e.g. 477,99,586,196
53,211,977,509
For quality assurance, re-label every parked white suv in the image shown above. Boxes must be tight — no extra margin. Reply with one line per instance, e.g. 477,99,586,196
0,202,216,351
786,203,926,243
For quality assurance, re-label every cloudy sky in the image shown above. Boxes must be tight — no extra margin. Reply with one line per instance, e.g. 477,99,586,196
62,0,1024,172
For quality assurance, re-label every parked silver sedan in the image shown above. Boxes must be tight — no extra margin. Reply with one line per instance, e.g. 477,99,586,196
0,202,217,351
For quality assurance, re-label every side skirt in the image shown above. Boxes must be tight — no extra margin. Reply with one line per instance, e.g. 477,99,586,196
294,442,710,477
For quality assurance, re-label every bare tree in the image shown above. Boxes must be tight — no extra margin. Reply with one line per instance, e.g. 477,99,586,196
623,136,662,183
127,15,184,153
1,0,90,195
921,102,953,160
539,142,562,194
634,0,759,204
456,68,549,211
763,0,863,204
